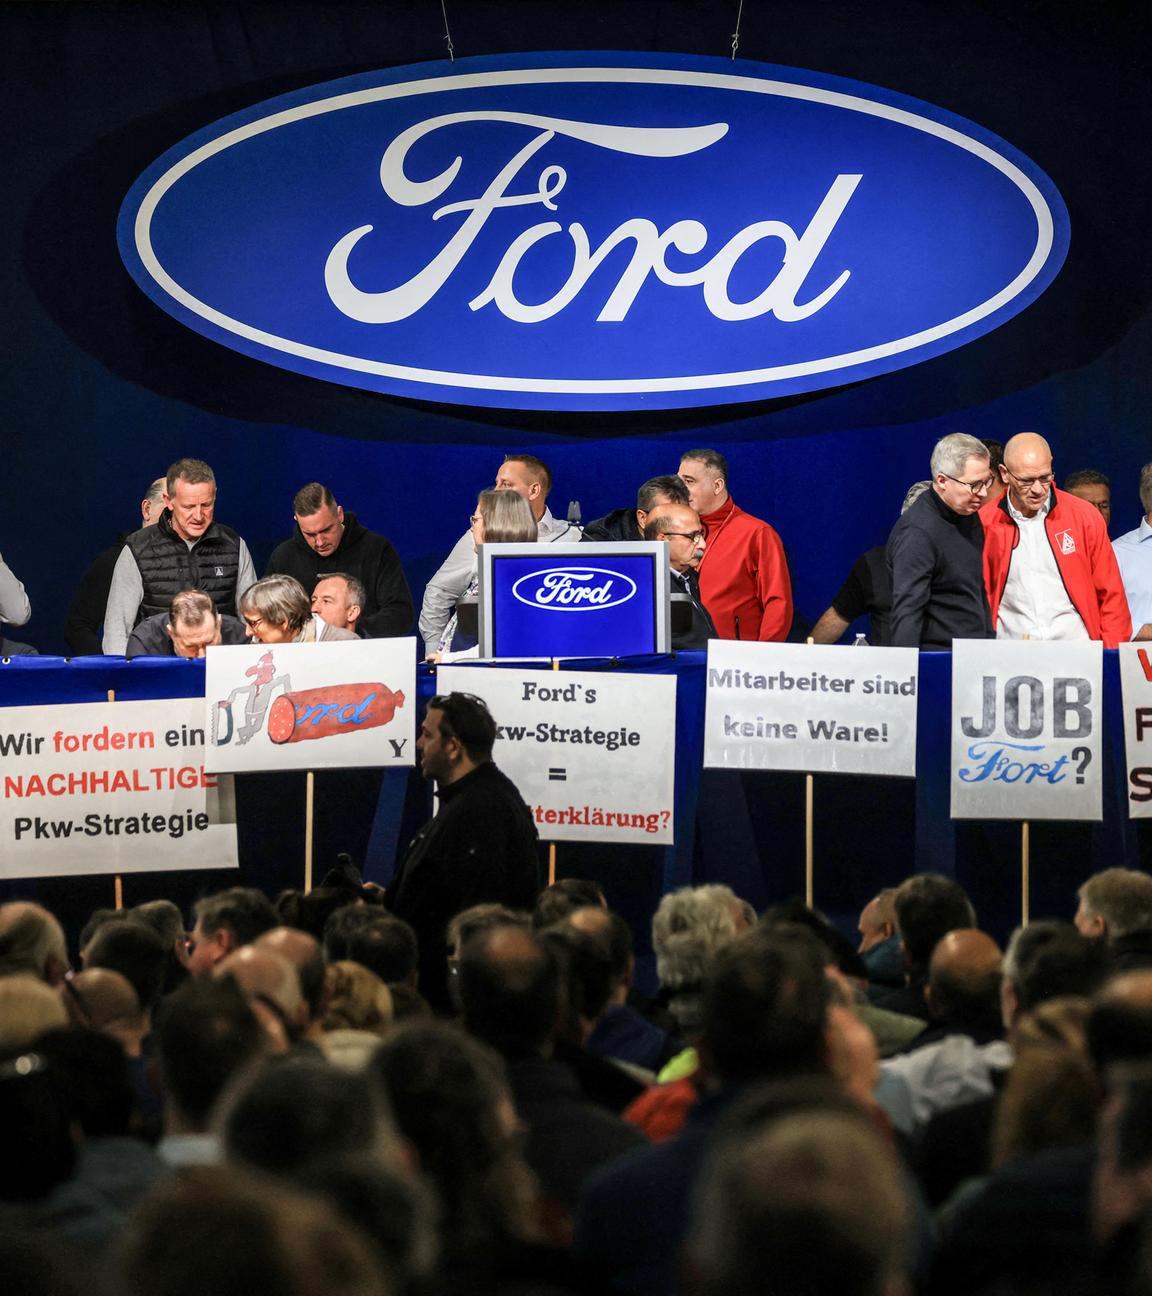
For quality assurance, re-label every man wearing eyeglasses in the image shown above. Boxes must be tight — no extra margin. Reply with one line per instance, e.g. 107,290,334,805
642,503,717,649
981,433,1130,647
887,433,995,649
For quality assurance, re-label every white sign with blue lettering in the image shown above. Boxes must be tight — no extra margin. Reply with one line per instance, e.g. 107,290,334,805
950,639,1102,821
435,665,676,844
703,641,919,776
204,639,416,773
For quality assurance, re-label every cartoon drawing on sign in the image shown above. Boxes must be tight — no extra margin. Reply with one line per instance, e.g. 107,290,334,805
215,651,291,746
212,650,406,748
265,683,405,745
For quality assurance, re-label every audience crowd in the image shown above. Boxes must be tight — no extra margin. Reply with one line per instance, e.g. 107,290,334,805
5,862,1152,1295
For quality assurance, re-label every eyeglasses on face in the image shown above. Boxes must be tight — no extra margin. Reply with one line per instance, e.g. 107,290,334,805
662,530,706,542
1004,469,1055,488
941,473,995,495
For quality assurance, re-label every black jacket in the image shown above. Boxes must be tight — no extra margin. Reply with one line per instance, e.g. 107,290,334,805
124,611,248,659
65,533,129,656
385,761,540,1010
670,567,716,649
127,512,243,621
266,512,413,638
581,507,641,543
886,488,993,649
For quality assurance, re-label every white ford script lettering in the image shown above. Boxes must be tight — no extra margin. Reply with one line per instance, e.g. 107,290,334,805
512,569,637,612
325,111,860,325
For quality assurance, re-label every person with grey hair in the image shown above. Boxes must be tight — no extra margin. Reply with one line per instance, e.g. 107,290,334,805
310,572,366,636
103,458,257,654
1113,461,1152,641
239,573,357,644
64,475,167,656
1075,867,1152,946
886,432,995,648
0,901,69,984
651,883,755,1034
581,473,691,542
811,481,933,645
125,587,248,658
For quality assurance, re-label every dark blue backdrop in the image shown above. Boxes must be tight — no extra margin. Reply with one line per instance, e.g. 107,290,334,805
2,1,1150,939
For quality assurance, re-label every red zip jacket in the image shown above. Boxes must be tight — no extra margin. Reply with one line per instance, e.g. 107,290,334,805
980,488,1131,647
697,497,792,641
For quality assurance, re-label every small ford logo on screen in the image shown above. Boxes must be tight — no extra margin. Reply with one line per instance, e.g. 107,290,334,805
512,568,638,612
118,52,1069,411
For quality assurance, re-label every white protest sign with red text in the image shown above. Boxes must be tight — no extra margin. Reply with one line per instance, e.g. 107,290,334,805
1119,644,1152,818
435,666,676,845
0,698,237,879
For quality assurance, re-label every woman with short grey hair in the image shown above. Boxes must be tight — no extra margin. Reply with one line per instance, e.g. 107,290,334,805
239,574,356,644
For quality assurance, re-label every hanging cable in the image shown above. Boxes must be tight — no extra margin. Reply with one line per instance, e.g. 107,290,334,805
730,0,745,59
439,0,456,61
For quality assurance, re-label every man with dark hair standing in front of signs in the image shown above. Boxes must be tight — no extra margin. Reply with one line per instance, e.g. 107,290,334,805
582,474,690,542
102,459,256,655
677,448,792,641
981,433,1130,647
887,433,994,649
419,453,577,656
265,483,412,639
385,692,540,1012
643,503,717,649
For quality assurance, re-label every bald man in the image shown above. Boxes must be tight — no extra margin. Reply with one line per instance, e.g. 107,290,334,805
215,945,303,1049
981,432,1130,646
881,929,1011,1129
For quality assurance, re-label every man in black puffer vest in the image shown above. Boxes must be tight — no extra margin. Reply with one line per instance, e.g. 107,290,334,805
265,482,412,639
102,458,256,655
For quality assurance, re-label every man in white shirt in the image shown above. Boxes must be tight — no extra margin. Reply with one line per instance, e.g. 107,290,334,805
1113,463,1152,642
418,453,577,655
980,433,1130,646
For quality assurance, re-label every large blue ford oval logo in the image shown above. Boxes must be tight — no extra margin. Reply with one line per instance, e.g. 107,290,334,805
512,568,637,611
118,52,1069,411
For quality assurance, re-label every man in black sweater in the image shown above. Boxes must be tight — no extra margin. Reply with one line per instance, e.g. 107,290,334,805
887,433,995,649
385,692,540,1012
265,482,413,639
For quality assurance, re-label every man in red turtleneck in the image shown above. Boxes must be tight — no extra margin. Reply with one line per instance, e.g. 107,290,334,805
677,449,793,641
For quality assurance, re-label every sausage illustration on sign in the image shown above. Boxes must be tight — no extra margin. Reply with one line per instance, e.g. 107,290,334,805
266,683,406,745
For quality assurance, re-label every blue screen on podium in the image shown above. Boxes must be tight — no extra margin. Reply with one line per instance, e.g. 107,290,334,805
480,544,668,658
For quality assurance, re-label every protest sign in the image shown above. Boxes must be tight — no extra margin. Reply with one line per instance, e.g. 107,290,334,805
0,697,237,879
1119,644,1152,818
204,638,416,773
435,666,676,844
702,640,919,776
951,639,1102,821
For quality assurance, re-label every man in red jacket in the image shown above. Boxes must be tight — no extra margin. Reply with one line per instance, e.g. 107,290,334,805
677,448,792,641
980,433,1130,647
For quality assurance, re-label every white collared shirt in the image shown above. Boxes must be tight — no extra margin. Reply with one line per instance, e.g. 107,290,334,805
996,495,1088,641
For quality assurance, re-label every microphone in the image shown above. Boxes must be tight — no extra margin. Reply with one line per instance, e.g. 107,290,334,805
567,499,582,531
